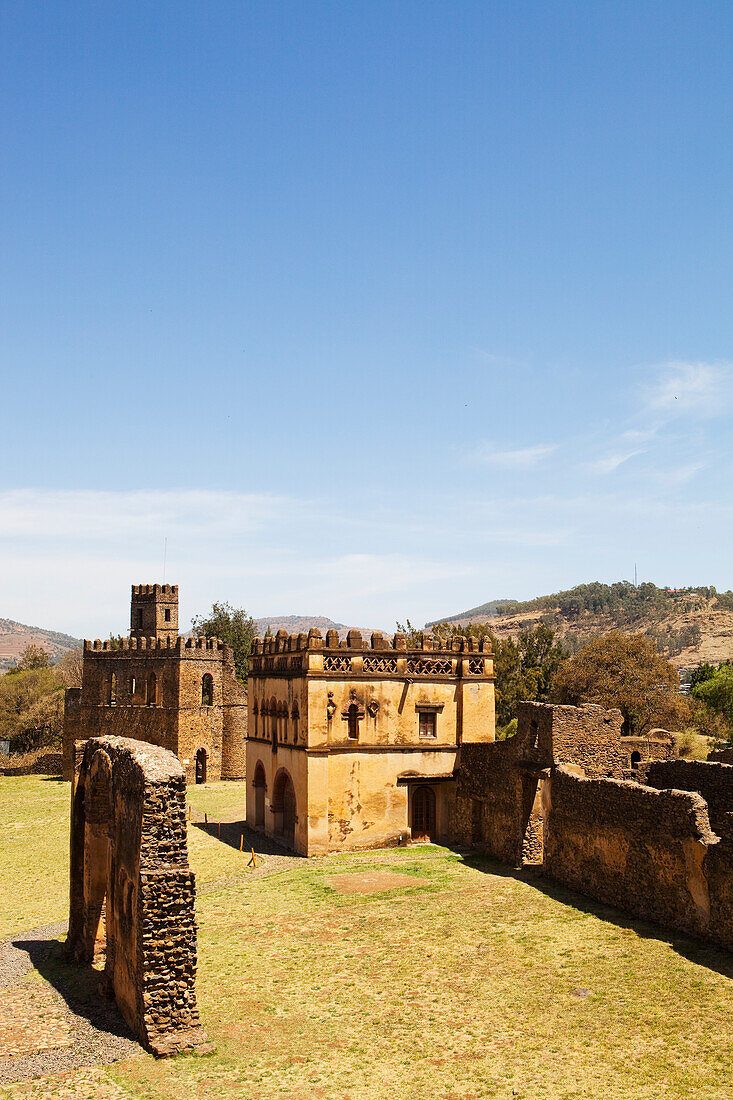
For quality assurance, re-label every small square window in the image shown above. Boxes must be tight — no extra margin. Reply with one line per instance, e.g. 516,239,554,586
419,711,436,738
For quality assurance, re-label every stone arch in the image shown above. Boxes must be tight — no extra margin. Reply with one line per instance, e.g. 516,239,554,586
253,760,266,827
271,768,297,846
67,738,205,1055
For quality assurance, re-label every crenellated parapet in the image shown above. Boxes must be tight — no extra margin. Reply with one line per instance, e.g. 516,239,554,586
83,635,232,662
250,628,493,679
131,583,179,599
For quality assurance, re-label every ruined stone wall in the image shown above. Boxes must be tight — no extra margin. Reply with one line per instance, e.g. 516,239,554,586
517,701,675,779
543,767,733,947
450,740,527,864
67,737,207,1055
709,746,733,764
642,759,733,835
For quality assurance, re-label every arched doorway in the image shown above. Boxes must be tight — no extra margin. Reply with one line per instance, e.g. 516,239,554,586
195,748,207,785
412,785,436,841
253,762,266,828
272,769,296,847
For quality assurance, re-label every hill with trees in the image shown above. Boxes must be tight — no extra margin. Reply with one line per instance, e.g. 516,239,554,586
0,618,81,672
429,581,733,669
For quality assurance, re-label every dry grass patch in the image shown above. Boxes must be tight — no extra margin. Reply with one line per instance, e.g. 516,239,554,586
3,778,733,1099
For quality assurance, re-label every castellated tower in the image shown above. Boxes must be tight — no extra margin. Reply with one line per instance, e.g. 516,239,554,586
63,584,247,784
130,584,179,641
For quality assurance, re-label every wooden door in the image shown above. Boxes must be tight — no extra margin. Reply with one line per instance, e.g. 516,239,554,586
412,786,436,840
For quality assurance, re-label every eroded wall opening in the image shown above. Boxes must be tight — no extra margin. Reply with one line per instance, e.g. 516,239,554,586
67,737,207,1056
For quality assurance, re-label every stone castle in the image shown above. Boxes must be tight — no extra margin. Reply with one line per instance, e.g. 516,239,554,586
62,585,247,784
247,627,495,855
61,582,733,1053
63,583,733,956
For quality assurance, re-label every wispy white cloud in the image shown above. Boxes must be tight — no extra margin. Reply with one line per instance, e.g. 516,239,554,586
467,443,557,468
644,361,733,418
589,449,646,475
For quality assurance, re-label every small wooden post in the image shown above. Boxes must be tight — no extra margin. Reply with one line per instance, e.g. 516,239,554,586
239,834,243,852
218,821,221,839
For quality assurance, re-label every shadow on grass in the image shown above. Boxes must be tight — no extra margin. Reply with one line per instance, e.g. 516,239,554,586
455,849,733,980
191,818,305,862
11,936,137,1043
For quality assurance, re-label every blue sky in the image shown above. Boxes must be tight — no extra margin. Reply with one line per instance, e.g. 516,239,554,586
1,1,732,637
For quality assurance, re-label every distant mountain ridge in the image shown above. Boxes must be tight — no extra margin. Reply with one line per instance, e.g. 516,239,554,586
256,615,377,640
0,618,82,671
427,598,514,625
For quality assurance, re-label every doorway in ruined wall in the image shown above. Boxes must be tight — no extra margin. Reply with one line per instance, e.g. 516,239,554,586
412,785,436,841
195,748,208,784
84,749,113,960
272,769,296,847
253,761,266,827
520,772,545,866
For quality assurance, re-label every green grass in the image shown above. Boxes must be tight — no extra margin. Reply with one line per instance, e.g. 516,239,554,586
3,777,733,1099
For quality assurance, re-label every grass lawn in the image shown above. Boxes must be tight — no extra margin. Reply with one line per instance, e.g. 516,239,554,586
2,777,733,1099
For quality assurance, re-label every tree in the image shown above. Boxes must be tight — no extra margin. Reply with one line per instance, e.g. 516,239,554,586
552,632,687,735
0,666,64,751
432,619,568,728
690,661,719,692
191,602,258,684
692,665,733,726
7,644,53,674
56,646,83,689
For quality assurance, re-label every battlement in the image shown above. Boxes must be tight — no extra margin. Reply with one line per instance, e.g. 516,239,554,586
84,635,229,660
131,584,179,600
252,628,492,656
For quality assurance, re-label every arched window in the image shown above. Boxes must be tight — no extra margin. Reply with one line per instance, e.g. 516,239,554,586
291,702,299,744
347,703,360,740
630,751,641,769
252,700,259,738
130,676,137,698
195,748,207,784
147,672,158,706
109,673,117,706
201,674,214,707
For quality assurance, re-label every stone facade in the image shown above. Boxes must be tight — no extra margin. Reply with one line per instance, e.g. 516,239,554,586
67,736,209,1055
62,585,247,784
246,627,495,856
